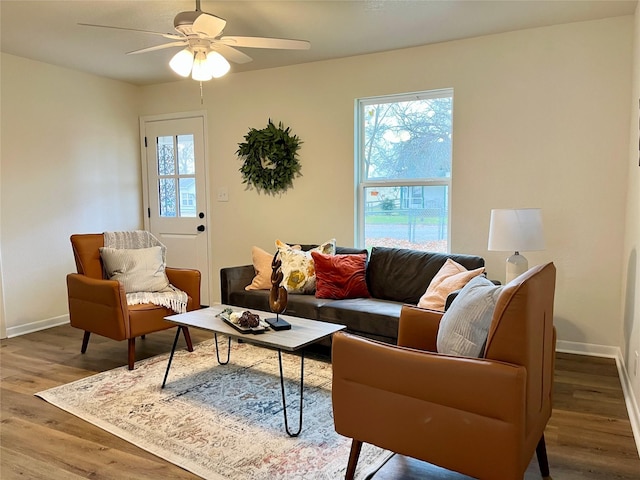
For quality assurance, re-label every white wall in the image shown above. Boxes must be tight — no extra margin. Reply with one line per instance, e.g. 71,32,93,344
140,17,632,349
0,53,142,337
622,4,640,412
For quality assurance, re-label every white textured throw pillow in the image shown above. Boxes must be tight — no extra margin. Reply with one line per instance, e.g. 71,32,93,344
99,246,170,293
436,275,503,358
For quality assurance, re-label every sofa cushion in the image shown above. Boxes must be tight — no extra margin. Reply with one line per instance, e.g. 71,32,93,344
276,239,336,294
418,259,485,311
436,275,503,358
312,252,370,300
319,298,402,342
99,246,169,293
367,247,485,304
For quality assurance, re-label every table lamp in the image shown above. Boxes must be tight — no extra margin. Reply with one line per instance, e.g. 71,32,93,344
488,208,545,283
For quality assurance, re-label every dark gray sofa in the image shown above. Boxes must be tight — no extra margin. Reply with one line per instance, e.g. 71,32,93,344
220,246,485,345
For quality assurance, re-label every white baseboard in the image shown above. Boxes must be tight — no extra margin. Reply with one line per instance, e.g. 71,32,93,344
556,340,640,457
6,314,69,338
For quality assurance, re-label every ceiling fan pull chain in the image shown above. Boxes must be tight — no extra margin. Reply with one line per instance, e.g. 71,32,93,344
200,81,204,104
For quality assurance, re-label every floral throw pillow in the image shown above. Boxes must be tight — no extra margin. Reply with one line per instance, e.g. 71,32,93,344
275,239,336,293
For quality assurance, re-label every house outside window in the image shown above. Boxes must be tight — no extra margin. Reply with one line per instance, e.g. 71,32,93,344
355,89,453,252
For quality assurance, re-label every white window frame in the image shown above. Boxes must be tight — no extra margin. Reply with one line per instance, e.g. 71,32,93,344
354,88,453,251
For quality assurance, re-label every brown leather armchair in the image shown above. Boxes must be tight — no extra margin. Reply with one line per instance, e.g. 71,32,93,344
66,233,201,370
332,262,556,480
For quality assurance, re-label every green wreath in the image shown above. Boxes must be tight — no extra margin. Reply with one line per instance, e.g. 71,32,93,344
237,119,302,194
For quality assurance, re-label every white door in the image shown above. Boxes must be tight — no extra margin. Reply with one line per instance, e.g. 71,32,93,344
141,114,210,306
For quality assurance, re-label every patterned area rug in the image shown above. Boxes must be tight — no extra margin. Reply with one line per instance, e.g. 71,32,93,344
36,338,392,479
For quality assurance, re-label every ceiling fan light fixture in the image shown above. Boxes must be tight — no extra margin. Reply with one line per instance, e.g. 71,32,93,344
191,51,213,81
169,48,194,77
206,51,230,78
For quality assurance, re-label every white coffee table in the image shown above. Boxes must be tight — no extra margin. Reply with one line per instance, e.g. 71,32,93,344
162,304,346,437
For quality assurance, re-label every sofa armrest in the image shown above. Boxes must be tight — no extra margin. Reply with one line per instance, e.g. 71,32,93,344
220,265,255,304
66,273,129,339
166,268,201,309
397,304,442,351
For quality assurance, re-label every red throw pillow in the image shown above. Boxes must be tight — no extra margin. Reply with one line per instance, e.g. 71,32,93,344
311,252,370,299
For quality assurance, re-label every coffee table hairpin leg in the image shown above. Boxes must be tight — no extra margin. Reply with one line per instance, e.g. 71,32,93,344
278,349,304,437
213,333,231,365
162,326,183,388
162,329,233,388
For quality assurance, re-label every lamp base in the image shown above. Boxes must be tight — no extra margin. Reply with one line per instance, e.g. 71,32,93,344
506,252,528,283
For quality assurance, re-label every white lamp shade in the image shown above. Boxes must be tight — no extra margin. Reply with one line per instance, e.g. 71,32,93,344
488,208,545,252
206,51,230,78
169,49,194,77
191,51,213,81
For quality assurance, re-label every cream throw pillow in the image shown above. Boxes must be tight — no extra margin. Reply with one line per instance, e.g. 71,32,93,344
276,239,336,294
99,246,169,293
418,258,485,311
436,275,502,358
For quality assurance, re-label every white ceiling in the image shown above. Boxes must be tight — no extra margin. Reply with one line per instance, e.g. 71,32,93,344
1,0,636,86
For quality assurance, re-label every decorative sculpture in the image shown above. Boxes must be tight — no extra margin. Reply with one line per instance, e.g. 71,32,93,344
266,251,291,330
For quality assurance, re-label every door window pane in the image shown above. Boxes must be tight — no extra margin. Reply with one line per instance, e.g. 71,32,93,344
177,134,195,175
179,177,196,217
159,178,177,217
157,136,175,175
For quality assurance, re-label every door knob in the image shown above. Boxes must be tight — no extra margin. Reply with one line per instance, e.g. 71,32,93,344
197,225,205,232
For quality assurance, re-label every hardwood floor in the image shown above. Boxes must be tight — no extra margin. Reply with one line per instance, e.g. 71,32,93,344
1,325,639,479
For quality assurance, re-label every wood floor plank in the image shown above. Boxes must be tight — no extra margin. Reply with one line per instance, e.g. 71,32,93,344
1,325,638,479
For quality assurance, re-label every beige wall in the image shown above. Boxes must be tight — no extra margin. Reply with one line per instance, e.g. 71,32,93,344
141,16,632,348
0,15,634,357
0,53,142,336
623,4,640,411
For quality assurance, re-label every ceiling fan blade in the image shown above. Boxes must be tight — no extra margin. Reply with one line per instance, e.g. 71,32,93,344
212,44,253,64
127,41,188,55
219,36,310,50
192,13,226,38
78,23,183,40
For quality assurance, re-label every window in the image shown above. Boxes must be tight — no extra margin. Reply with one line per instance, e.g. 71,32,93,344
356,89,452,252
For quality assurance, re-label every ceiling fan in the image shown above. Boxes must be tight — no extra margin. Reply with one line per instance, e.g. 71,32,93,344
80,0,311,81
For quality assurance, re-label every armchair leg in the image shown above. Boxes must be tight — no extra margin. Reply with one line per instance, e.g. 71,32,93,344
536,434,551,479
345,439,363,480
81,331,91,353
127,338,136,370
182,327,194,352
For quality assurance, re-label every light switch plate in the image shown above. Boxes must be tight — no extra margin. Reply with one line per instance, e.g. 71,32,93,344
217,187,229,202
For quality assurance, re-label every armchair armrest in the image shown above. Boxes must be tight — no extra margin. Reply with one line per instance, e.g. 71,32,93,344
333,332,526,423
397,304,443,351
66,273,129,339
166,267,201,309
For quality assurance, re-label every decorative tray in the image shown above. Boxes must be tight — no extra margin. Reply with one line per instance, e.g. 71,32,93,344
216,309,269,335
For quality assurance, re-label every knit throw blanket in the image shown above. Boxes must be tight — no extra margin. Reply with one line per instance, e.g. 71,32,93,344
103,231,188,314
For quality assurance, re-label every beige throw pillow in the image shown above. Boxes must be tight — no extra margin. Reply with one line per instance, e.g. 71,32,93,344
99,246,169,293
245,246,275,291
418,258,485,311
